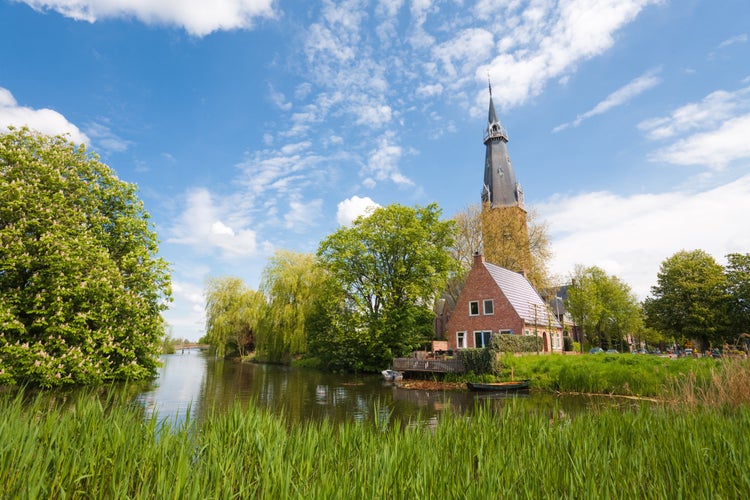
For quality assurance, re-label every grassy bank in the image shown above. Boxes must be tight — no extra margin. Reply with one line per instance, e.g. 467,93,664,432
496,353,734,397
2,389,749,498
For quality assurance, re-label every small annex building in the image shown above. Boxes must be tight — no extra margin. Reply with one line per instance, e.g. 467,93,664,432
446,252,564,353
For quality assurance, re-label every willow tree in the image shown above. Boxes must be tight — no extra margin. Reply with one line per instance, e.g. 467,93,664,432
204,277,263,358
0,128,171,387
256,250,328,363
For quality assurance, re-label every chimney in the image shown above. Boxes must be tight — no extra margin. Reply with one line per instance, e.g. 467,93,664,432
473,251,485,266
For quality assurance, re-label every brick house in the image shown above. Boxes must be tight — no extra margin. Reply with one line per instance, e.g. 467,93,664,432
446,253,563,353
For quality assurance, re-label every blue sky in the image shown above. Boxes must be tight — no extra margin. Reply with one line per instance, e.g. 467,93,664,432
2,0,749,341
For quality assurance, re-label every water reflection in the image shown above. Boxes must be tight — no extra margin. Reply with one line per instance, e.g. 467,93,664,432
136,350,644,428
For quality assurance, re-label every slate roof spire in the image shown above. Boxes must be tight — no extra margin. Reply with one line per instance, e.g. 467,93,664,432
481,84,524,209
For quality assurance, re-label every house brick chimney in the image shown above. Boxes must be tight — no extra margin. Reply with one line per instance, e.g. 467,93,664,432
473,251,485,266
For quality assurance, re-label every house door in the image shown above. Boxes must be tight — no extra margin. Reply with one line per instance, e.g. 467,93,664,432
542,332,549,352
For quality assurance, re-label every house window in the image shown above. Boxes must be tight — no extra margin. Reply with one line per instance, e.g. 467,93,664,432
469,301,479,316
483,299,494,315
499,329,512,335
457,332,466,349
474,331,492,348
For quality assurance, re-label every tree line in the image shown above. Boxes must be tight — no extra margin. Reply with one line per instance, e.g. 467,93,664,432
3,129,748,387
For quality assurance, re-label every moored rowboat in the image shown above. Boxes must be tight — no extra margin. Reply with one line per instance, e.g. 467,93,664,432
466,380,530,392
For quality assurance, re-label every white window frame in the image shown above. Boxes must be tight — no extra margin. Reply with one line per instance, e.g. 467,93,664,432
473,330,492,348
499,329,512,335
469,301,480,316
456,332,466,349
483,299,494,315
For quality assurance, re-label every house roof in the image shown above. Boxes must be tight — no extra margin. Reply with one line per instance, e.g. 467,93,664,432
484,261,561,329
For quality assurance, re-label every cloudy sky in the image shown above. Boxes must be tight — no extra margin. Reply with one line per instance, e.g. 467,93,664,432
2,0,749,341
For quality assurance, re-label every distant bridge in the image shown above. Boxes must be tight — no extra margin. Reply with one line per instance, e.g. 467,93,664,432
174,343,211,350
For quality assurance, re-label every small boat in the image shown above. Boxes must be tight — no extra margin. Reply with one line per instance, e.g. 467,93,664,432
467,380,530,392
381,369,403,382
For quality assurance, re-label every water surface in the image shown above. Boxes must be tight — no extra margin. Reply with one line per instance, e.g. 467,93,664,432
136,350,623,427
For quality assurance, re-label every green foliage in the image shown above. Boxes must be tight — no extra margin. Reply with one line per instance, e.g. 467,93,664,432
562,335,573,351
2,388,749,498
490,333,543,353
565,265,641,348
316,203,456,370
725,253,750,337
498,352,722,396
644,250,730,348
204,277,263,358
0,128,171,387
456,348,498,374
256,251,330,363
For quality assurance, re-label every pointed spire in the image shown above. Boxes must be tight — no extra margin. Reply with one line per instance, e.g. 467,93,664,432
487,74,499,125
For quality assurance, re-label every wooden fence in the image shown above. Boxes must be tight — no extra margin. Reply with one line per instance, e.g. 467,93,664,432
392,357,465,374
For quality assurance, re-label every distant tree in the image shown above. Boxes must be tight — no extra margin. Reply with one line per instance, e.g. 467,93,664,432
644,250,729,350
725,253,750,337
0,128,171,387
317,203,456,370
453,203,551,293
565,265,641,350
204,277,263,358
256,251,327,363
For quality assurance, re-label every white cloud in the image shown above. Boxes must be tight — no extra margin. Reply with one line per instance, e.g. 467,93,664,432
336,195,380,226
718,33,748,49
0,87,89,144
539,175,750,299
649,114,750,168
554,68,661,132
640,86,750,168
362,132,413,186
480,0,659,110
85,121,132,152
168,188,260,258
639,86,750,140
19,0,277,36
284,198,323,230
164,279,207,338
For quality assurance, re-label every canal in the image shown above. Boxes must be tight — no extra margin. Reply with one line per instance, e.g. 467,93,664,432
136,349,617,427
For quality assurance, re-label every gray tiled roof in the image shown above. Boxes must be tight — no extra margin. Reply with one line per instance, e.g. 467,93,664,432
484,262,561,328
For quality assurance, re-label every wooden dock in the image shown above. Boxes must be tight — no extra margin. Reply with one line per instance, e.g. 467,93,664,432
392,357,465,374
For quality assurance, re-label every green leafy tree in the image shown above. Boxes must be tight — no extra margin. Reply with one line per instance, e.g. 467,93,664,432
725,253,750,337
565,265,641,350
204,277,263,358
644,250,729,350
0,128,171,387
256,250,327,363
316,203,456,370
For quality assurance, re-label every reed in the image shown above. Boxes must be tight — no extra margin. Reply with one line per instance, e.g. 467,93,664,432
498,353,721,397
667,358,750,409
1,388,749,498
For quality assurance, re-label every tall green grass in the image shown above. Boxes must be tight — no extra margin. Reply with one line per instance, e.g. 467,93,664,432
498,353,724,397
2,388,749,498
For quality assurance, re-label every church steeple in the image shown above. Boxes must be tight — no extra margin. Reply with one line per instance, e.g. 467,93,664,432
481,85,524,209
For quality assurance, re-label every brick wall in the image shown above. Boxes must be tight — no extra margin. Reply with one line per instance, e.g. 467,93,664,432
446,254,525,350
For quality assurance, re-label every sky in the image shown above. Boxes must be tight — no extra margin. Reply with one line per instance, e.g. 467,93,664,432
2,0,749,342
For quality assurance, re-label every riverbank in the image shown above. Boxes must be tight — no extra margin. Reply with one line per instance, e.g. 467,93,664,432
392,354,750,408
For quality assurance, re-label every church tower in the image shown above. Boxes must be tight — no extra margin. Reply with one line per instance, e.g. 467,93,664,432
480,84,532,274
482,84,524,209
